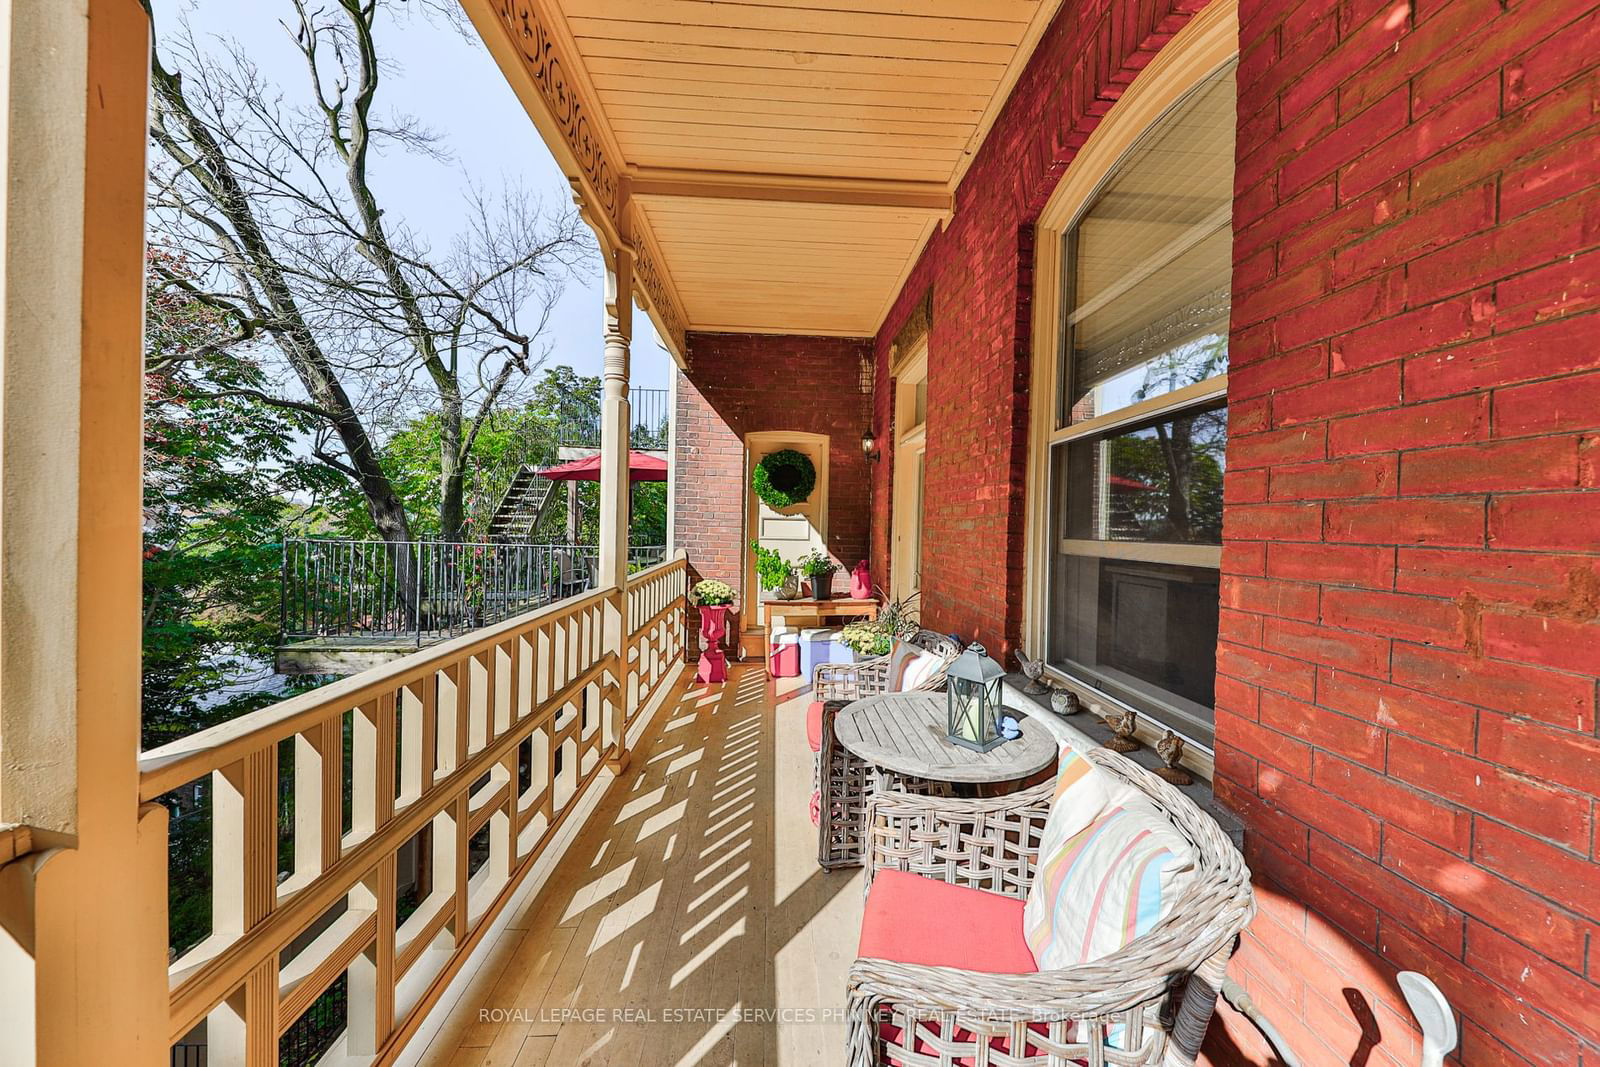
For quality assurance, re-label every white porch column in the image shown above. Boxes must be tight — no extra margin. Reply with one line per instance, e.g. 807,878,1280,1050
598,247,633,771
0,1,170,1063
598,247,634,589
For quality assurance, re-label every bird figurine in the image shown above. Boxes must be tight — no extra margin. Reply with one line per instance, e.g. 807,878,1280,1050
1016,648,1049,695
1155,730,1193,785
1050,685,1082,716
1102,708,1141,753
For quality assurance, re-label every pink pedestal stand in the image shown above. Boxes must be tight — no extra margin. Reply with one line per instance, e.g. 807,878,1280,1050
697,604,731,685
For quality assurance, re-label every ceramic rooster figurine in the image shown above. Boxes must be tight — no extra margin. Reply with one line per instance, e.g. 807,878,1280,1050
1155,730,1193,785
1103,707,1141,753
1016,648,1049,695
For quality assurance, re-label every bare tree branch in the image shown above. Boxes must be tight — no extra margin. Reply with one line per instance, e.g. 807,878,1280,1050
144,0,592,542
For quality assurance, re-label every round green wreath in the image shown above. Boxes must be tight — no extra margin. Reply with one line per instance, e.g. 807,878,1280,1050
752,448,816,510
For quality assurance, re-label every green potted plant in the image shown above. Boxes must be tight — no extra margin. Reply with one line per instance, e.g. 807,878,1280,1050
800,550,838,600
750,540,799,600
690,579,736,682
875,589,921,638
838,619,891,660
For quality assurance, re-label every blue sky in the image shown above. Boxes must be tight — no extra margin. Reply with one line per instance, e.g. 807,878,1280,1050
149,0,670,391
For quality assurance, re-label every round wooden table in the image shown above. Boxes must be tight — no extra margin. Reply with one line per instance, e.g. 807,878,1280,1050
833,690,1058,788
817,691,1059,869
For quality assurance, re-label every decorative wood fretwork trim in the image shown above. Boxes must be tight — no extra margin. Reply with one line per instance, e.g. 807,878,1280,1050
629,209,688,358
487,0,620,229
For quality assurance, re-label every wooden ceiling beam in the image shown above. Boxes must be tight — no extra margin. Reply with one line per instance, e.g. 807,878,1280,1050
629,167,953,215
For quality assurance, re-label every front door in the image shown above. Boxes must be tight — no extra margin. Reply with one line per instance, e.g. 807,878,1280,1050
745,431,829,630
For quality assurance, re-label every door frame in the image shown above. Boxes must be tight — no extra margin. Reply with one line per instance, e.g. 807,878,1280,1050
890,343,928,602
744,430,830,627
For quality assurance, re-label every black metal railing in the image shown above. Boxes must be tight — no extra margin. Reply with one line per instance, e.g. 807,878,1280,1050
280,974,348,1067
280,538,668,644
556,386,669,450
165,973,354,1067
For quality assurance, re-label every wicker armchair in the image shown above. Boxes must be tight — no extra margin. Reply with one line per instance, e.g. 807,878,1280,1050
846,747,1255,1067
813,628,961,701
815,630,961,869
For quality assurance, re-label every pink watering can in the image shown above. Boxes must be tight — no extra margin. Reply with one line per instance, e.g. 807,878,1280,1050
849,560,872,600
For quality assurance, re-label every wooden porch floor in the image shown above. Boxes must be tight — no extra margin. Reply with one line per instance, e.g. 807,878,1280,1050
406,664,863,1067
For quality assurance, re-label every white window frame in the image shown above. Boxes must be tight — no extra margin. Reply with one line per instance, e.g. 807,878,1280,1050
891,342,928,602
1021,0,1240,765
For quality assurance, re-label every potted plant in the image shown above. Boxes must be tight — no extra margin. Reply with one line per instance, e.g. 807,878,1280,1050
875,589,921,638
692,579,735,608
691,579,735,684
800,550,838,600
691,579,736,667
750,541,799,600
838,619,891,660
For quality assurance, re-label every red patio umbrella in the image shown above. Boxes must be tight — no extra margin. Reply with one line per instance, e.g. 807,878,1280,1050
536,450,667,482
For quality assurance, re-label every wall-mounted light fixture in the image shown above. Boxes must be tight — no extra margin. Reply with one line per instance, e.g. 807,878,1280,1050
860,428,879,461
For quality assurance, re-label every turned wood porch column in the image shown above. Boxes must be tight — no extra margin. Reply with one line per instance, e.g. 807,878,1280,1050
598,245,634,772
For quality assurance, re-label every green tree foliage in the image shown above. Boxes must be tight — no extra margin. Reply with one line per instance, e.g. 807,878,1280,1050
1101,335,1228,543
631,481,668,549
145,297,665,956
143,252,336,747
309,365,666,547
145,253,333,958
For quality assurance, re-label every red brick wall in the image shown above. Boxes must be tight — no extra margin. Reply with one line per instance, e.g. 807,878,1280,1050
1214,0,1600,1064
670,0,1599,1060
673,332,872,641
871,0,1209,661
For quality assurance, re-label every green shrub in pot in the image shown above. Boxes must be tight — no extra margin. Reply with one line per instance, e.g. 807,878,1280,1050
750,541,795,594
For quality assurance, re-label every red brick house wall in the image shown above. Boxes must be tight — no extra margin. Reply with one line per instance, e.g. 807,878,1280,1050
870,0,1209,660
672,332,872,642
1212,1,1600,1064
671,0,1600,1060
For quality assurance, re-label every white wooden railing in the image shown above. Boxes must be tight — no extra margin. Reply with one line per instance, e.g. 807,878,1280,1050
139,553,689,1066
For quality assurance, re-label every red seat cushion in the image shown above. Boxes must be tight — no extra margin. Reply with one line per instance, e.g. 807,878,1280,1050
806,700,824,752
858,868,1037,974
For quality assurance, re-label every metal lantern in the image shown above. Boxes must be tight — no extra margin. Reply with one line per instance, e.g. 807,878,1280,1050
945,642,1006,752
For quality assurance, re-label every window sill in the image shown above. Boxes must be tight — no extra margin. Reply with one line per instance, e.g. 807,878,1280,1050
1002,674,1243,850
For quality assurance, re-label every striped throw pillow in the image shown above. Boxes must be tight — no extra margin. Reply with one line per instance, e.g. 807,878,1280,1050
1042,746,1121,839
885,639,943,692
1022,747,1195,968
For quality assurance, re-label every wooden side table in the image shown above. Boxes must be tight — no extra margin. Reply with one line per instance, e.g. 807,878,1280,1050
761,597,878,669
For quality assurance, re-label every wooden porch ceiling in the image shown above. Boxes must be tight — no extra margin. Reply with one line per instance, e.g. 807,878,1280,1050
464,0,1063,350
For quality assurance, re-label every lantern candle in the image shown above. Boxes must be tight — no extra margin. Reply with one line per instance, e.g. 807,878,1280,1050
945,642,1007,752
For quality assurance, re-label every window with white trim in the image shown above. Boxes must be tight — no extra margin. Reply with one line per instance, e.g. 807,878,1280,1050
1046,63,1236,750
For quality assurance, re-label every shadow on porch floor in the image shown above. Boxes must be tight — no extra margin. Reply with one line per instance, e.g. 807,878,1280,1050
407,664,862,1067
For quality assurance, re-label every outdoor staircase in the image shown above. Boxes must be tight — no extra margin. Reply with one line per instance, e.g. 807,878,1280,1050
488,466,556,542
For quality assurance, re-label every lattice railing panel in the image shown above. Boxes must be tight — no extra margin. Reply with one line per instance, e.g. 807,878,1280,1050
142,557,687,1066
626,555,689,729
